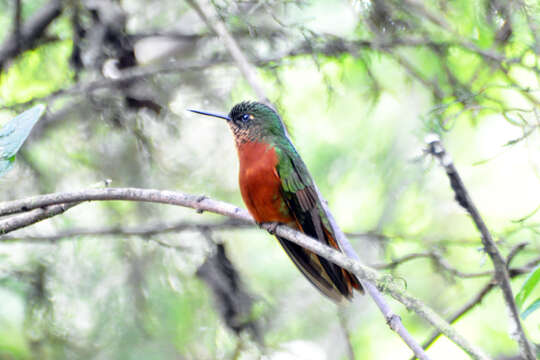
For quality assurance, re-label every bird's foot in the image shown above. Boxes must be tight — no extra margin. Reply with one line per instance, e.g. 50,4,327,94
259,222,279,235
195,195,207,214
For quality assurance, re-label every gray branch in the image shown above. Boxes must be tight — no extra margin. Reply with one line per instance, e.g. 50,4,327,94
187,2,430,358
5,225,537,285
0,202,79,235
413,243,539,357
0,187,489,360
187,0,271,105
1,219,250,243
426,134,535,360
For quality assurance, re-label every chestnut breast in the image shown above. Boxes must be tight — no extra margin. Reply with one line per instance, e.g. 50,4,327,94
236,141,293,224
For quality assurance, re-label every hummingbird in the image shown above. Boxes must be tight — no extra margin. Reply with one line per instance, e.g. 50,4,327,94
189,101,362,301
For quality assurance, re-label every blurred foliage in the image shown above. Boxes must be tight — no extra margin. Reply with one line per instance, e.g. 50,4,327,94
0,0,539,359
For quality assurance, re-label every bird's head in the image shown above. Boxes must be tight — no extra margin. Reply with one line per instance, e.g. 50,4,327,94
189,101,286,144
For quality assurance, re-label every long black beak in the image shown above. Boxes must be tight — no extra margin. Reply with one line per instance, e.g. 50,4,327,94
188,109,230,121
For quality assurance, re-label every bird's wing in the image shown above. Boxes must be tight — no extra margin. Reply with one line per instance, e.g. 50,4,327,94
274,145,361,300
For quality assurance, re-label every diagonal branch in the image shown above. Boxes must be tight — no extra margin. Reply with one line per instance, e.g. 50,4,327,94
186,0,270,105
0,187,489,360
412,243,539,358
426,134,535,360
187,2,432,358
0,219,250,243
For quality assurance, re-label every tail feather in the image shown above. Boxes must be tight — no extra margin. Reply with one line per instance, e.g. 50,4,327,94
323,228,363,293
282,216,362,301
276,223,362,301
276,236,346,302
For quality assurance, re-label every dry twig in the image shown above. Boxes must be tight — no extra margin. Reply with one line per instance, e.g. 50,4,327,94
426,134,535,360
412,243,539,357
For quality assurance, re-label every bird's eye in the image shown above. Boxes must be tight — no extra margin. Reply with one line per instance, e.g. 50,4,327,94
242,114,249,122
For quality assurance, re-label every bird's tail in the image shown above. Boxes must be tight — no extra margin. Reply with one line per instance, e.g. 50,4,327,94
276,234,362,303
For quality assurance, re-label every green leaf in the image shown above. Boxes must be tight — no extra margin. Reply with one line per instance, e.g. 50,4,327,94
0,104,45,178
515,265,540,309
521,298,540,320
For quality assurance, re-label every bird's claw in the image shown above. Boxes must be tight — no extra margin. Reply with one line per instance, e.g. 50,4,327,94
195,195,207,214
260,222,279,235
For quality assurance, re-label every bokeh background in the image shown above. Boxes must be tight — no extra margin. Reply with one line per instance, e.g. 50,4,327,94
0,0,539,359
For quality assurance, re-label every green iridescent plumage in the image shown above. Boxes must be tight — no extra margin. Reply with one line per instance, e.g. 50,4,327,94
190,101,361,301
229,102,361,300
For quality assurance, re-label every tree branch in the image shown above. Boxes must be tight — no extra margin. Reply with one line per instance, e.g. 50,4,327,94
338,308,356,360
0,202,80,235
6,224,537,284
0,218,250,242
371,248,540,279
413,243,539,358
0,187,489,360
0,0,63,69
426,134,535,360
13,0,22,54
186,2,432,357
186,0,270,105
2,32,528,112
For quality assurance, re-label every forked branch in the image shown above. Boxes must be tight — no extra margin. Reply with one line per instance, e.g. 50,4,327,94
426,134,535,360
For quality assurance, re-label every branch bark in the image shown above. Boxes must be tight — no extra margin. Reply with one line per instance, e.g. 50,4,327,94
0,202,80,234
0,187,489,360
426,134,535,360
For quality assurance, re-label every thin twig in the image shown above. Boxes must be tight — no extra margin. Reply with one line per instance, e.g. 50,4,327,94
338,309,356,360
1,36,383,110
14,0,22,53
426,134,535,360
384,49,443,100
0,187,489,360
187,2,433,358
3,32,533,111
372,251,493,278
412,243,538,358
0,219,250,242
0,202,80,235
186,0,270,105
417,280,496,357
6,224,536,284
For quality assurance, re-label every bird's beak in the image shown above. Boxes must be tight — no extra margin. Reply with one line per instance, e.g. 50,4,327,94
188,109,230,121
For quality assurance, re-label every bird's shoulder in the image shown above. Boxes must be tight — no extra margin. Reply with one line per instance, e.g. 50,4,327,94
272,140,314,191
